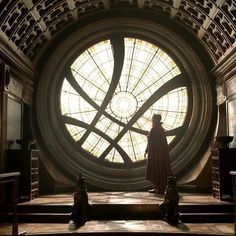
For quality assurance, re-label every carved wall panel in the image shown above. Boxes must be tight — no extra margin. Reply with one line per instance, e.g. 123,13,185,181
1,0,236,63
228,98,236,148
143,0,172,16
6,78,23,99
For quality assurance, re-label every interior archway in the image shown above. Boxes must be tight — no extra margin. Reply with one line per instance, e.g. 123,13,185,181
35,17,216,190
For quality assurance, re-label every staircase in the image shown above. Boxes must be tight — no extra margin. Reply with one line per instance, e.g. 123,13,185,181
12,201,234,224
0,192,234,235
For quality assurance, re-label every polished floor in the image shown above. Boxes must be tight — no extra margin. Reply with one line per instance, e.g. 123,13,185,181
0,192,235,235
0,221,234,235
17,191,236,205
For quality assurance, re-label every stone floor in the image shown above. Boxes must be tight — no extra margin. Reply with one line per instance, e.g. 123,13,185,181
17,191,235,205
0,221,234,235
0,192,234,235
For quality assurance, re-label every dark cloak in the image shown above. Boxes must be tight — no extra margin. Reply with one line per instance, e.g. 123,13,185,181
145,122,172,193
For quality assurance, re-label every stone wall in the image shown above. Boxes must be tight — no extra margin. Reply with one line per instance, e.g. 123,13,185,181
213,49,236,147
0,40,36,173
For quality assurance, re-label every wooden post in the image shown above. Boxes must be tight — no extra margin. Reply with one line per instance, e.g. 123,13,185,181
0,172,20,236
230,171,236,236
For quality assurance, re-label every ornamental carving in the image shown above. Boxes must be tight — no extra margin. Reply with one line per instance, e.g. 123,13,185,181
0,0,236,63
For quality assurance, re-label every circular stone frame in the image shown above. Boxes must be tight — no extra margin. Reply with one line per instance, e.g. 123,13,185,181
35,16,215,190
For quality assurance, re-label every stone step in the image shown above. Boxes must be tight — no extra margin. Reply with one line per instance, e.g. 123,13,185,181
0,193,234,224
16,202,234,214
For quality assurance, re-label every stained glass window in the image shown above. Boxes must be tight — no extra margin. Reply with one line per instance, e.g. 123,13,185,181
60,37,187,164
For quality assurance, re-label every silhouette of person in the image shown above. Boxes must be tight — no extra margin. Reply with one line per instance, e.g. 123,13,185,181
144,114,172,194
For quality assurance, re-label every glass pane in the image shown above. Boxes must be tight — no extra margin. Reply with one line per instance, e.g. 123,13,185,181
95,115,121,140
118,130,147,162
105,148,124,163
71,40,113,106
82,132,110,157
60,37,188,164
65,124,86,141
61,78,97,124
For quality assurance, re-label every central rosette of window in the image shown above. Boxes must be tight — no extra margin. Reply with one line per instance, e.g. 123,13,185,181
110,91,137,118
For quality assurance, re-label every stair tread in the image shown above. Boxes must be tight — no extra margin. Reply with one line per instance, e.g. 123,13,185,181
1,221,233,236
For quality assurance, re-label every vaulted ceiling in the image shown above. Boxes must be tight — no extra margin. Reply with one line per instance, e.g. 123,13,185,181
0,0,236,67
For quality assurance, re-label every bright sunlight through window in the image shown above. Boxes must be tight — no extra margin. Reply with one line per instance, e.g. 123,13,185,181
60,38,187,164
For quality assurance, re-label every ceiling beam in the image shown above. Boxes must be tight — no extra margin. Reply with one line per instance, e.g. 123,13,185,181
171,0,181,18
66,0,78,19
137,0,145,9
198,0,226,38
103,0,111,9
21,0,51,40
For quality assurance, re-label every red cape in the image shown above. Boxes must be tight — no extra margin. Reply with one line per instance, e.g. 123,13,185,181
145,123,172,193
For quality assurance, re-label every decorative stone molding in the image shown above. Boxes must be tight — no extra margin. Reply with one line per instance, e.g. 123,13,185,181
0,38,36,105
212,47,236,103
216,85,226,106
227,78,236,100
6,78,23,99
0,1,236,63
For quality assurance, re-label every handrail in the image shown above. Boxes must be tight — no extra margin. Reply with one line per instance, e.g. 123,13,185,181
0,172,20,178
0,172,20,236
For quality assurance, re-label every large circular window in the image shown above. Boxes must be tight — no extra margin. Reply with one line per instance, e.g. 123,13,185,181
35,17,215,190
60,37,187,165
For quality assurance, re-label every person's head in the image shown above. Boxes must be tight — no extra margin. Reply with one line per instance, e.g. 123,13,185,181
152,114,162,126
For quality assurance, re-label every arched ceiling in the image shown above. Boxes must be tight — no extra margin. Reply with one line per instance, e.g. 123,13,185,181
0,0,236,66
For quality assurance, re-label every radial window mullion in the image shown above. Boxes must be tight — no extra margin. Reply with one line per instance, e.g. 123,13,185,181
61,37,188,164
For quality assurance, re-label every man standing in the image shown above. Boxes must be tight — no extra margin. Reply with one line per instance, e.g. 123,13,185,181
144,114,172,194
